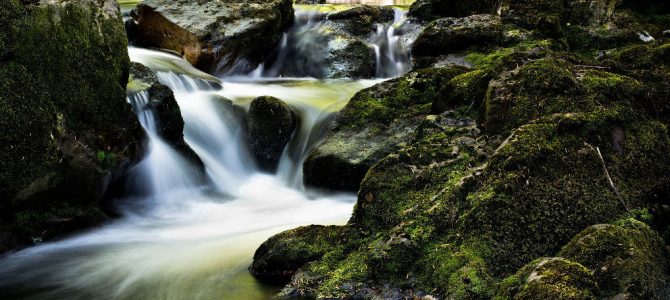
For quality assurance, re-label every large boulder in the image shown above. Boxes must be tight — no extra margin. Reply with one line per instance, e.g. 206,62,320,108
130,0,294,74
412,14,503,66
247,96,297,172
559,219,670,298
303,66,468,191
408,0,499,22
0,0,142,250
256,40,670,298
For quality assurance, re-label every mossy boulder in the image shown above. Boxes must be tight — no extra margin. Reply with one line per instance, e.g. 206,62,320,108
496,257,598,299
258,38,670,297
247,96,297,172
303,66,468,191
0,0,142,250
412,14,503,65
559,219,670,298
250,225,346,284
408,0,500,22
326,5,395,37
130,0,294,74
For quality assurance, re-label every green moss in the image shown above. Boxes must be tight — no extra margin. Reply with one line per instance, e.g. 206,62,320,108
496,257,597,300
96,151,117,170
559,219,670,298
0,0,139,249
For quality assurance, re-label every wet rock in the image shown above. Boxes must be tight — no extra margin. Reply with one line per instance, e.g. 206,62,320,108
303,66,467,191
559,219,670,298
250,225,343,284
128,62,202,166
327,38,376,79
0,0,143,251
247,96,297,172
497,257,598,299
326,5,395,38
131,0,294,74
412,15,502,66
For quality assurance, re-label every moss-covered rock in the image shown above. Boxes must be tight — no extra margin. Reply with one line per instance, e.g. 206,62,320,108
258,17,670,300
412,14,503,64
250,225,346,284
247,96,297,172
408,0,500,22
0,0,142,250
559,219,670,299
131,0,294,74
303,66,468,191
326,5,395,37
496,257,598,299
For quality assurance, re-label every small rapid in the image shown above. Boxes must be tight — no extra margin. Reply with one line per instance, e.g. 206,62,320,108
0,3,411,299
0,49,377,299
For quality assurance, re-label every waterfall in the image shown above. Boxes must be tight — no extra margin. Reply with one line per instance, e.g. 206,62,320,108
259,7,411,79
126,92,201,197
155,72,254,194
372,9,411,78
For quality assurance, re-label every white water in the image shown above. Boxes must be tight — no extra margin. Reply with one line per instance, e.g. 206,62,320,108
0,2,415,296
256,6,411,79
0,48,378,299
372,9,411,78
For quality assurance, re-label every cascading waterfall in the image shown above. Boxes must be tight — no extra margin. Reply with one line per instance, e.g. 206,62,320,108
0,4,412,300
0,49,375,300
372,8,411,78
126,92,201,197
256,6,411,79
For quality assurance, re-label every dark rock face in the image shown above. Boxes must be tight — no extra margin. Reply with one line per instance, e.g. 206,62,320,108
409,0,499,21
266,5,397,79
0,0,142,250
412,14,503,65
130,0,294,74
247,96,297,172
128,62,200,165
327,5,395,37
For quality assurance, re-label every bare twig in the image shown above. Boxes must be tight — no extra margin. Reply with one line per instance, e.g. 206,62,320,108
585,142,630,212
575,65,610,70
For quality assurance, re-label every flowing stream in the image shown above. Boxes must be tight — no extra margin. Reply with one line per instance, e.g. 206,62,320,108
0,3,411,299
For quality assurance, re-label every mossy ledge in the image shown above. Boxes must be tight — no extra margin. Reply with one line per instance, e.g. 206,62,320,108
0,0,143,252
257,0,670,295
